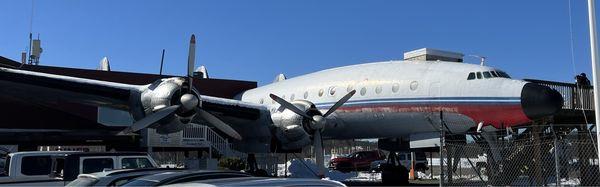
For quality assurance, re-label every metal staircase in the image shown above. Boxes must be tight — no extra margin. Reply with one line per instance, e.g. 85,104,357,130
181,123,246,158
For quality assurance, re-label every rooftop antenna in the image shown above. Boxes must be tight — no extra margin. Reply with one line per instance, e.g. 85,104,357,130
468,54,486,66
26,0,34,66
159,49,165,75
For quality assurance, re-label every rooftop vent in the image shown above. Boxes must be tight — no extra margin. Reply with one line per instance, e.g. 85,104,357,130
403,48,464,62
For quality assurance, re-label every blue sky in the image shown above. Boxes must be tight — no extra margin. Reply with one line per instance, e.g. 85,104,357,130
0,0,596,85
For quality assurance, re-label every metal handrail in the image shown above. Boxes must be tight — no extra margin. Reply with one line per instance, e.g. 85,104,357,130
182,124,245,158
525,79,595,110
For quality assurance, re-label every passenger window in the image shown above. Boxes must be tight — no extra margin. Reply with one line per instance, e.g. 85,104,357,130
329,86,336,96
483,72,492,78
347,85,354,92
476,72,482,79
303,91,308,99
467,72,476,80
490,71,498,77
318,89,324,97
360,87,367,96
392,83,400,93
21,156,52,175
82,158,114,174
290,94,295,101
375,85,382,94
121,158,153,169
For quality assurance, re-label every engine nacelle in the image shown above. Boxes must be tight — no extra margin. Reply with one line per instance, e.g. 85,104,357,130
139,77,196,134
270,100,316,150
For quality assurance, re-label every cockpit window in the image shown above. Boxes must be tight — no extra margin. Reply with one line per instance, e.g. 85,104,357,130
491,71,499,77
467,72,476,80
497,71,511,78
476,72,482,79
483,72,492,78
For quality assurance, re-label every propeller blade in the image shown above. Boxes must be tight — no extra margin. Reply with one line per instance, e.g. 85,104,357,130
198,109,242,140
269,94,312,119
323,90,356,117
313,130,325,178
121,105,180,134
187,34,196,78
186,34,196,93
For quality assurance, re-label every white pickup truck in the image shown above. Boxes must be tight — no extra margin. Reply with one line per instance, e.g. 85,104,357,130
0,151,158,186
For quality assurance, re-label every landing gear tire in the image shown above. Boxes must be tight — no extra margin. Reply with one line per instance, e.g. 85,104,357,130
380,164,409,185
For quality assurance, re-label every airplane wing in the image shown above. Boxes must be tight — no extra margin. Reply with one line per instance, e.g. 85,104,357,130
0,66,145,111
196,95,274,152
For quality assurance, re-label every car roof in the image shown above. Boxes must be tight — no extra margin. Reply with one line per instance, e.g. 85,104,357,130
128,170,249,182
65,152,149,157
164,177,346,187
8,151,148,157
8,151,81,156
81,168,184,178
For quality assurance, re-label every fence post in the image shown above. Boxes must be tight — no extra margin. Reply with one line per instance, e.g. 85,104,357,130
439,111,445,187
532,123,544,185
552,124,561,186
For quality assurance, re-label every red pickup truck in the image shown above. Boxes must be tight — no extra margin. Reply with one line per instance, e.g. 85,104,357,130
329,150,386,172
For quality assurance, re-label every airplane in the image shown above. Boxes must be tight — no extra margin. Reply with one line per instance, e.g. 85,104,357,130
0,35,563,177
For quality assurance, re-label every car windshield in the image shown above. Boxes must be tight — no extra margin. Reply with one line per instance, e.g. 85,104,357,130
66,176,99,186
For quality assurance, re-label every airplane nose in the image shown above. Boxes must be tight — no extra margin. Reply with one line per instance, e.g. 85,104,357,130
521,83,564,120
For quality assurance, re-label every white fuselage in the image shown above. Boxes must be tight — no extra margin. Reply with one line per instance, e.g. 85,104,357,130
238,60,530,139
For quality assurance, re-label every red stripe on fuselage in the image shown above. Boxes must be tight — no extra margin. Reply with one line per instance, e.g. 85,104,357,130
335,103,531,128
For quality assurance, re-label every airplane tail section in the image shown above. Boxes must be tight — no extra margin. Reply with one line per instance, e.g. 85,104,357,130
98,57,111,71
273,73,286,83
194,66,209,79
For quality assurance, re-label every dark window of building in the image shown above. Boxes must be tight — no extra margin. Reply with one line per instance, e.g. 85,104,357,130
483,72,492,78
21,156,52,175
82,158,113,174
476,72,482,79
467,72,476,80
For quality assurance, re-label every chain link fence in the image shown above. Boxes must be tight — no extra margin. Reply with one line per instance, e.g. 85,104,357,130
441,124,599,186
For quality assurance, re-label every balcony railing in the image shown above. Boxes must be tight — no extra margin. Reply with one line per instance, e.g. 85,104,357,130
525,79,594,111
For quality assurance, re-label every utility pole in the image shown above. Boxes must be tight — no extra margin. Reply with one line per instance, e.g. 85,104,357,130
587,0,600,173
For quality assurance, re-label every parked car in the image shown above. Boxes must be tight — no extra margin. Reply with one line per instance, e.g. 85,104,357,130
0,151,158,185
121,170,253,186
66,168,182,186
370,152,429,172
162,177,346,187
329,150,386,172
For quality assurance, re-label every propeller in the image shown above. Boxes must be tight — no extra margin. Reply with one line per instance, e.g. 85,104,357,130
186,34,196,94
270,89,356,178
118,105,180,135
118,34,242,140
198,109,242,140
